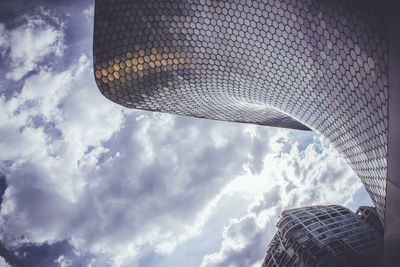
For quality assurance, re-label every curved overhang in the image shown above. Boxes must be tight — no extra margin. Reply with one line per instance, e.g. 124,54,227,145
93,0,396,263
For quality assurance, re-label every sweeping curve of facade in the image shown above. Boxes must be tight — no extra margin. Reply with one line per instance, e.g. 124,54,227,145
93,0,388,223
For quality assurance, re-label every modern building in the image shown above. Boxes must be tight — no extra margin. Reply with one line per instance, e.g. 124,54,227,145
92,0,399,264
262,205,383,267
356,206,384,233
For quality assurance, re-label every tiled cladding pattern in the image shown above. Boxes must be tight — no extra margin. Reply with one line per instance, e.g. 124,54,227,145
93,0,389,222
262,205,383,267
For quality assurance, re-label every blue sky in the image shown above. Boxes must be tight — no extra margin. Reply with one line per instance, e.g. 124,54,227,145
0,1,372,266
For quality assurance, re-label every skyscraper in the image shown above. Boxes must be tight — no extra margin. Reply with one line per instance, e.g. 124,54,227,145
262,205,383,267
92,0,399,264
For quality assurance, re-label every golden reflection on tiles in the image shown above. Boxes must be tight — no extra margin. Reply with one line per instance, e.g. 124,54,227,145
96,50,187,83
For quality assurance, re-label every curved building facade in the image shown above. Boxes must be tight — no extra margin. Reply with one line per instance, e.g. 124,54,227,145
93,0,396,260
262,205,383,267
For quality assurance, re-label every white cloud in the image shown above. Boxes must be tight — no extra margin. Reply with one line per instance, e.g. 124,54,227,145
55,255,72,267
0,45,282,265
0,6,373,267
0,24,8,57
199,138,367,267
0,50,371,266
83,6,94,20
0,22,126,252
0,256,11,267
0,8,65,81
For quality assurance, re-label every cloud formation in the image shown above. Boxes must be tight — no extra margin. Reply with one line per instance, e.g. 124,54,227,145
0,7,64,81
0,4,372,267
200,139,365,267
0,8,280,265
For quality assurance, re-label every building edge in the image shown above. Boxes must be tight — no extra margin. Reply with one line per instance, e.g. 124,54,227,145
384,0,400,265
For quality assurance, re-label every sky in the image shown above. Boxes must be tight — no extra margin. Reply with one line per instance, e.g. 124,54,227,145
0,1,373,267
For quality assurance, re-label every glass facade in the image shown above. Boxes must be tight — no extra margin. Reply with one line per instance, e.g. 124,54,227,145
356,206,384,233
262,205,383,267
93,0,388,223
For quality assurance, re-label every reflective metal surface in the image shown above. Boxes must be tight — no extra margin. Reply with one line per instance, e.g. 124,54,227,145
93,0,388,224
